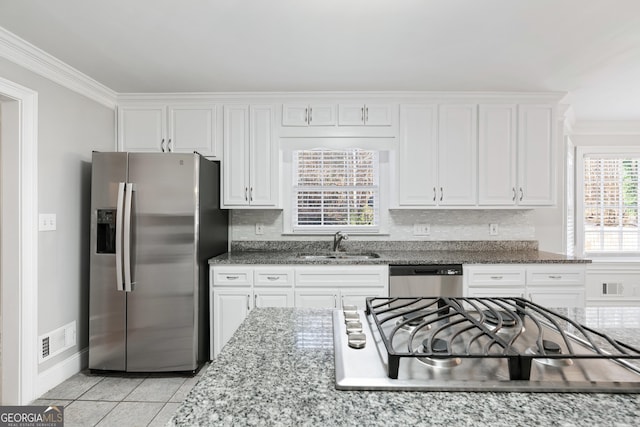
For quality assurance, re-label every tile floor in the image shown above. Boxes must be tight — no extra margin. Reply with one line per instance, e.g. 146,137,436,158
31,365,207,426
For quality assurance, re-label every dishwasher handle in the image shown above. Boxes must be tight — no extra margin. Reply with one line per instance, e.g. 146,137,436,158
389,265,463,276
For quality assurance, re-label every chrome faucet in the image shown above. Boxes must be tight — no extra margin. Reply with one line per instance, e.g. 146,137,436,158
333,231,349,252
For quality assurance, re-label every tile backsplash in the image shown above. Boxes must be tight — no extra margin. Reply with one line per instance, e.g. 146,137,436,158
231,209,535,241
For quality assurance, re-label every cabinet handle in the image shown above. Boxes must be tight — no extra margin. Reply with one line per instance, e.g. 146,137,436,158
305,107,308,124
365,106,369,123
309,107,312,124
440,187,443,202
266,276,279,281
247,294,251,311
361,107,364,123
334,294,337,308
225,275,239,280
490,276,503,280
244,187,248,201
512,188,516,201
433,187,436,202
250,187,253,202
519,187,524,201
254,293,258,308
160,138,166,152
168,138,173,152
548,275,562,279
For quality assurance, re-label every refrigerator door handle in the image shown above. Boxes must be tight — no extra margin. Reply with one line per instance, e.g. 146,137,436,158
115,182,126,291
123,182,135,292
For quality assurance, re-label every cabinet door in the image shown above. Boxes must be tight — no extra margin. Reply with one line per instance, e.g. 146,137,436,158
308,104,336,126
438,104,477,205
168,105,218,156
118,106,166,152
478,104,517,205
295,289,338,308
518,105,555,206
365,104,393,126
254,289,294,308
282,104,309,126
527,287,585,308
338,104,365,125
398,104,438,206
249,105,278,206
340,288,386,310
466,287,524,298
212,289,251,357
223,105,250,206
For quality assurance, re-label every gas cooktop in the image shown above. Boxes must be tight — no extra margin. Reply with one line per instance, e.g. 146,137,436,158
333,297,640,392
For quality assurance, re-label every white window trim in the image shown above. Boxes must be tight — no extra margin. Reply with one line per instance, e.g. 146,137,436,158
280,138,393,235
576,145,640,260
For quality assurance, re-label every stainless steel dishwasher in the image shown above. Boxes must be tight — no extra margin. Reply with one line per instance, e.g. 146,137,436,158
389,264,463,297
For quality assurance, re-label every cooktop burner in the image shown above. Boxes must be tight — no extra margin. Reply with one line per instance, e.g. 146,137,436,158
333,297,640,392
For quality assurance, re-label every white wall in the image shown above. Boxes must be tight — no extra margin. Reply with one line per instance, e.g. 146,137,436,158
0,57,114,373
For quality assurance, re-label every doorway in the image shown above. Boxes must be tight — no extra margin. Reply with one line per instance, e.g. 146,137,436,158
0,76,38,404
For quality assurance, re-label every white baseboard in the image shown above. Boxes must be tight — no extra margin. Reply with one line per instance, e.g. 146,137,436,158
36,347,89,399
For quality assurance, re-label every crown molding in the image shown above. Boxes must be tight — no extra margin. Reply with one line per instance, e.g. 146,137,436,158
572,120,640,135
117,90,567,104
0,26,117,109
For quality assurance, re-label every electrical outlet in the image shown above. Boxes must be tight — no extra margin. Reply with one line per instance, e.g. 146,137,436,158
39,213,57,231
255,223,264,235
489,223,498,235
413,224,431,236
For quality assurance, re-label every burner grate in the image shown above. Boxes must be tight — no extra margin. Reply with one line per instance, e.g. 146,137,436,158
365,297,640,381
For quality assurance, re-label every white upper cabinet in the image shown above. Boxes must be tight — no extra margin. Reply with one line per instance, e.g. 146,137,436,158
118,105,166,152
438,104,478,205
118,104,219,157
398,104,438,206
478,104,518,205
397,104,477,207
338,104,393,126
478,104,555,207
223,104,278,208
282,104,336,126
517,104,555,206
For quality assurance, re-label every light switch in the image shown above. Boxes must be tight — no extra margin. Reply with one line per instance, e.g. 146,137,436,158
39,213,57,231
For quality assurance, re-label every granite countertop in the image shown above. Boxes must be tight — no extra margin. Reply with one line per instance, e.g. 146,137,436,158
171,307,639,426
209,240,589,265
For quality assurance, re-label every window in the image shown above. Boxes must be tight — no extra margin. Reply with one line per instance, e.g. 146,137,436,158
577,148,640,256
292,148,379,232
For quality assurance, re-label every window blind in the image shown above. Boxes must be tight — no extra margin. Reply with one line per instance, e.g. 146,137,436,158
293,149,379,231
583,156,640,253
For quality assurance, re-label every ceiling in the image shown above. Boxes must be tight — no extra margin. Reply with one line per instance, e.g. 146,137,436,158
1,0,640,121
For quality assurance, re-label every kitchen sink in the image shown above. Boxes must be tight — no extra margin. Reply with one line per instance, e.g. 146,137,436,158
297,252,380,260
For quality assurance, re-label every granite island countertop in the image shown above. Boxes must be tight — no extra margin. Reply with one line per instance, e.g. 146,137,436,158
170,307,639,427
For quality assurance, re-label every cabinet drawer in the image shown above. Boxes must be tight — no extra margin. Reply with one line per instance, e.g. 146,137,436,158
527,267,585,286
466,267,526,287
212,267,254,286
254,267,295,287
295,265,388,288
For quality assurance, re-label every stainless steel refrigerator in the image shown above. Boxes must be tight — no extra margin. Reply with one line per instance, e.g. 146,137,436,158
89,152,228,372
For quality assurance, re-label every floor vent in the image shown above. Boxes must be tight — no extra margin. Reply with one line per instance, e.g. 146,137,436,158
38,321,76,363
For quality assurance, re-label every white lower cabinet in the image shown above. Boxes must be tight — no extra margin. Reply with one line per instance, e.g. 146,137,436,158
464,264,585,307
211,266,294,358
210,264,388,357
